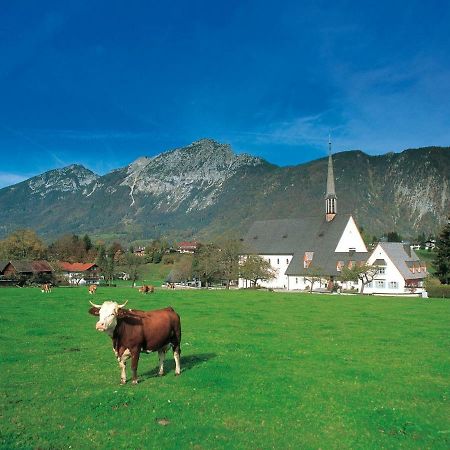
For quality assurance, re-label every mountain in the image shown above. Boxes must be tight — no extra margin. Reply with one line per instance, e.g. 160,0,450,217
0,139,448,241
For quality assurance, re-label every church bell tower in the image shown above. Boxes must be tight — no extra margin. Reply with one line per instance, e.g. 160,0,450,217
325,135,337,222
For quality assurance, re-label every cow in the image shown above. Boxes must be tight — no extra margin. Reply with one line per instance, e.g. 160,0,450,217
88,284,97,295
41,283,51,293
139,284,155,294
88,300,181,384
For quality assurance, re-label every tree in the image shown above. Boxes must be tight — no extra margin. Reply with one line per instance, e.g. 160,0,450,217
340,263,379,294
303,266,325,293
48,234,91,262
216,237,242,289
239,255,277,288
386,231,403,243
433,218,450,284
0,229,46,260
192,243,222,287
124,253,141,287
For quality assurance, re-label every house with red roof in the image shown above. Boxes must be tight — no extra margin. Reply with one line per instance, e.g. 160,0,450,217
177,241,199,254
58,261,99,285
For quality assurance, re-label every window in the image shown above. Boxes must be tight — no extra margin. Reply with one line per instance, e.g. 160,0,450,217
336,261,344,272
286,258,289,264
366,282,373,288
375,280,385,289
295,278,298,284
268,258,271,264
388,281,399,289
277,258,279,265
378,267,386,275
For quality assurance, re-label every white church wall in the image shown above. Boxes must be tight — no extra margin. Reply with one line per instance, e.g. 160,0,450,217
334,216,367,253
238,254,293,289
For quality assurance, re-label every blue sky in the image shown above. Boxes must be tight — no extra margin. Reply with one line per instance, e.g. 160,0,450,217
1,0,449,188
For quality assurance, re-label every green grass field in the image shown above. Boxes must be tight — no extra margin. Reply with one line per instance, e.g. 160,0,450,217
1,287,449,449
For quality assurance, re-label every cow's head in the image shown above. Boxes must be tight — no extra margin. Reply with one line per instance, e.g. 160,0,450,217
89,300,128,335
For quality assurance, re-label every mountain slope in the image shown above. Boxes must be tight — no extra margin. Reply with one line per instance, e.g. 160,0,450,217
0,140,448,241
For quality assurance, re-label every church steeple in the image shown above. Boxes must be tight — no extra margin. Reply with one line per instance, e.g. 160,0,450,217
325,135,337,222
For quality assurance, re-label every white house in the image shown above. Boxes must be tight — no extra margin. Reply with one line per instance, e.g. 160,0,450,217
364,242,427,295
239,139,369,291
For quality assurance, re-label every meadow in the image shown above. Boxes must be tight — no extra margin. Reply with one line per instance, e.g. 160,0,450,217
0,286,449,449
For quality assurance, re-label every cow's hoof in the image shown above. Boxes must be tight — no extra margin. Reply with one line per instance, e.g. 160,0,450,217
158,372,164,377
120,380,126,385
132,379,139,385
175,372,181,377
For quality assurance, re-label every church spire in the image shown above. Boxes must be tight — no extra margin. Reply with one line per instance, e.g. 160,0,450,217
325,134,337,222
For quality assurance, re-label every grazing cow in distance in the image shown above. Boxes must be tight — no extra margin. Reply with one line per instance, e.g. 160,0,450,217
89,300,181,384
139,284,155,294
41,283,51,293
88,285,97,295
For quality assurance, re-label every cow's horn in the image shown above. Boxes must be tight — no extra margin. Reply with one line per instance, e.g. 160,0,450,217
89,300,102,308
118,300,128,308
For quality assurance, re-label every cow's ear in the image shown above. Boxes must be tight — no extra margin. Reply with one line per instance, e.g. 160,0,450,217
117,308,129,318
88,307,100,316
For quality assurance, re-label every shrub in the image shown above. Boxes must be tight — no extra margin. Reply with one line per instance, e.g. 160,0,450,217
425,276,450,298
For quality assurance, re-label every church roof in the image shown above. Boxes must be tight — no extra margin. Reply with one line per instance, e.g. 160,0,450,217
242,214,369,276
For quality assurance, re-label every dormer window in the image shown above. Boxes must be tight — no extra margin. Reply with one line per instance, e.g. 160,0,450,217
303,251,314,269
336,261,344,272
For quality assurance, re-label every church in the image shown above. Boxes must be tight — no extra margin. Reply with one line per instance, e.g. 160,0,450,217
239,141,369,290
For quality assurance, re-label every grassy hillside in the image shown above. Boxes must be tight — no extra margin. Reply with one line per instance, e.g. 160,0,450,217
1,287,449,449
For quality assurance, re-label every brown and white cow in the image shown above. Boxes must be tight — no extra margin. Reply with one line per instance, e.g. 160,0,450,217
41,283,51,293
88,301,181,384
139,284,155,294
88,285,97,295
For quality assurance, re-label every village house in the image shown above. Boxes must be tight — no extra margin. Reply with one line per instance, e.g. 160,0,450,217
177,241,199,254
58,261,99,285
364,242,427,295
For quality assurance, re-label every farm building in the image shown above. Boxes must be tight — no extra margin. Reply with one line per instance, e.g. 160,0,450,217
0,260,54,284
58,262,99,285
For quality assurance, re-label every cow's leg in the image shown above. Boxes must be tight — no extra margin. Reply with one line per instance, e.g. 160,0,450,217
173,349,181,376
118,349,131,384
130,350,141,385
158,345,169,376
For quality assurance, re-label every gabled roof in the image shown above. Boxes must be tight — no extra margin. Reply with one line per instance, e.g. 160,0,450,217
58,262,98,272
5,260,53,273
178,241,198,248
242,214,369,276
377,242,425,280
0,260,9,272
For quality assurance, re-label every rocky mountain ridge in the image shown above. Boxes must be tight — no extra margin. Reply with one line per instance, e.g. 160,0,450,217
0,140,448,241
